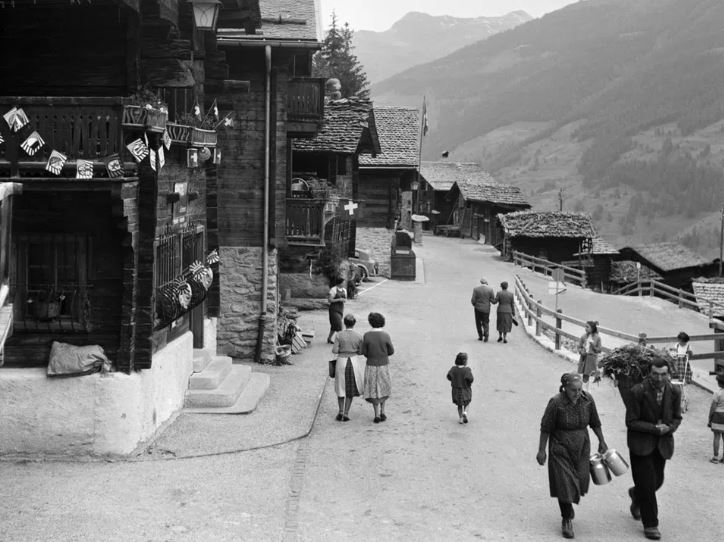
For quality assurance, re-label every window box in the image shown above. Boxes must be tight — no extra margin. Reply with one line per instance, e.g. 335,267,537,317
166,122,191,145
145,108,168,133
121,104,147,129
190,127,217,147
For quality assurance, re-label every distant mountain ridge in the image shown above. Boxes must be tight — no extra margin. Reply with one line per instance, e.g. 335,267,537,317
371,0,724,258
353,10,532,84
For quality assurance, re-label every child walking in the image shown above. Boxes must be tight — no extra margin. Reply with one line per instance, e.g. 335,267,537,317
447,352,474,424
708,374,724,463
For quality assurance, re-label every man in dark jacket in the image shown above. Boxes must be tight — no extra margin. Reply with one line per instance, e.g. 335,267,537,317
470,278,495,342
625,358,682,540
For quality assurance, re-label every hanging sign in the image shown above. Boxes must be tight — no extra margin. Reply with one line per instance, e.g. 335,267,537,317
45,150,67,175
186,148,199,168
76,159,93,179
20,131,45,155
4,107,29,132
213,148,221,165
126,138,149,162
105,153,124,178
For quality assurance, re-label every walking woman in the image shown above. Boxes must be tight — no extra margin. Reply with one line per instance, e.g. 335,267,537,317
537,373,608,539
494,281,516,343
577,321,602,387
331,314,365,422
326,276,347,344
361,312,394,423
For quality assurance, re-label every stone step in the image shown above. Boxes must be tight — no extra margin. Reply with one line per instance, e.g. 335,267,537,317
184,373,271,414
192,349,213,373
184,365,251,408
188,356,232,390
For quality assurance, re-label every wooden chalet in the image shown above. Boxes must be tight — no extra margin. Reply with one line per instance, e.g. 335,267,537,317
418,162,483,232
358,107,420,230
288,97,381,265
497,211,596,262
448,177,530,246
572,236,620,291
618,242,718,289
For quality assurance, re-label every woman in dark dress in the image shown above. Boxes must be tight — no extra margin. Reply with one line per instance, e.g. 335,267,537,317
326,276,347,344
537,373,608,539
494,281,515,343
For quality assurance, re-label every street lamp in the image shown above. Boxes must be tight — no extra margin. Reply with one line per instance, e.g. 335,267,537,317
189,0,222,31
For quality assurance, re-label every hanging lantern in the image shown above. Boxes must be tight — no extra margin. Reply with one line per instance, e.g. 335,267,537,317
189,0,222,31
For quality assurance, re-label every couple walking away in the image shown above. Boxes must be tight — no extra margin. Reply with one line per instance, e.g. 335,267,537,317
471,278,516,343
330,312,394,424
538,358,681,540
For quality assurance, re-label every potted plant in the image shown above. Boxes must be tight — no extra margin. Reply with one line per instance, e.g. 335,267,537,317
190,115,217,147
122,86,168,132
166,113,193,145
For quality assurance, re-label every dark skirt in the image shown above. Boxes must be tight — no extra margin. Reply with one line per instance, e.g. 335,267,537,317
345,359,359,397
497,312,513,333
548,429,591,504
451,387,471,407
328,305,344,332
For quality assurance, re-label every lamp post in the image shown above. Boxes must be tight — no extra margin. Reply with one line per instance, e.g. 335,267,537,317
189,0,222,31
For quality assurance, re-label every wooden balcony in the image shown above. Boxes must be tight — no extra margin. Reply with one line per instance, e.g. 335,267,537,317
286,78,325,137
0,96,136,179
286,198,328,246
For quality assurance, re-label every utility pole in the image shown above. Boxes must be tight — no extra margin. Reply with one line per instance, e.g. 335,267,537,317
719,204,724,277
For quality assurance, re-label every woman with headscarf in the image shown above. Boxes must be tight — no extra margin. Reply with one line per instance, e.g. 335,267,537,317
537,373,608,539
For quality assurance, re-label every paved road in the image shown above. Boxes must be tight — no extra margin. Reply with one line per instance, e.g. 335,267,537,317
0,236,720,541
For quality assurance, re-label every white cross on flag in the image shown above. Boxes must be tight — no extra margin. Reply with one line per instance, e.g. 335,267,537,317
344,201,359,216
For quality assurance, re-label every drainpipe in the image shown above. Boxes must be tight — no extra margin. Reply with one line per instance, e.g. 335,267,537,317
255,45,272,363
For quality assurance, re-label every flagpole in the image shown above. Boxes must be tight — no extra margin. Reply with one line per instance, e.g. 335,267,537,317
415,96,426,215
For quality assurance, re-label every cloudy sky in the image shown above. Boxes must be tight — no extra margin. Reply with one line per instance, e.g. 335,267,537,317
319,0,580,31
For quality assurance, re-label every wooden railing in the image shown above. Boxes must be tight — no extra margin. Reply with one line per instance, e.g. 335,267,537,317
286,198,327,246
613,278,724,318
0,96,131,178
514,274,724,362
512,250,587,287
287,78,325,122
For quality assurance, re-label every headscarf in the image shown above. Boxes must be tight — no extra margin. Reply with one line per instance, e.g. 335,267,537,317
559,372,582,393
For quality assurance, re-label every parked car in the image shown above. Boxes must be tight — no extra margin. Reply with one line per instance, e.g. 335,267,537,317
349,249,378,282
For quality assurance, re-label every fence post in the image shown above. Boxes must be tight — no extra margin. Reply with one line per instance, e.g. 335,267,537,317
709,301,714,320
536,300,542,337
678,291,683,309
527,295,533,327
638,282,642,297
555,309,563,350
649,282,655,297
638,333,647,346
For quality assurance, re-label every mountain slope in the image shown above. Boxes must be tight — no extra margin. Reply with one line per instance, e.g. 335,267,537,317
372,0,724,257
353,11,532,84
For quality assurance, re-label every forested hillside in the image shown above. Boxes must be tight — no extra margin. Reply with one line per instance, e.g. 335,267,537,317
372,0,724,256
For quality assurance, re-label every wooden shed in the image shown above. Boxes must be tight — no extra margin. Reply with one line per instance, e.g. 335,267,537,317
497,211,596,262
618,242,719,289
449,178,530,246
419,161,480,232
572,236,620,291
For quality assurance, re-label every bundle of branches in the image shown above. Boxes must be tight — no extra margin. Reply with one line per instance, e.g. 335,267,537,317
599,344,676,383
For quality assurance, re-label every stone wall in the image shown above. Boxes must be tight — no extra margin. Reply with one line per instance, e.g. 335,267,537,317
279,272,329,299
356,227,394,278
217,247,278,363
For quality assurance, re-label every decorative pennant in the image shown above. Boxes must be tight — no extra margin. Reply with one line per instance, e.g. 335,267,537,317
162,129,171,150
158,145,165,170
149,149,157,171
198,146,212,162
186,148,199,168
105,153,124,178
45,150,68,175
126,138,149,162
76,159,93,179
211,99,219,121
0,133,5,145
193,100,202,120
4,107,29,132
20,131,45,156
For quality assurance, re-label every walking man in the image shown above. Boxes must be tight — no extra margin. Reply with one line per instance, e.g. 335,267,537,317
626,358,682,540
471,278,495,342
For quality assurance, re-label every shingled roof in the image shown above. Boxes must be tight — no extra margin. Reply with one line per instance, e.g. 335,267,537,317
420,162,489,191
359,107,420,168
692,278,724,315
292,98,380,155
217,0,321,44
610,260,662,283
620,242,711,272
454,180,530,208
497,211,596,238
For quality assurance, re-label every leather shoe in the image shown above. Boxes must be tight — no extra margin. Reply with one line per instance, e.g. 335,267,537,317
379,413,387,422
628,487,641,520
373,416,381,424
644,527,661,540
561,519,574,539
477,337,483,341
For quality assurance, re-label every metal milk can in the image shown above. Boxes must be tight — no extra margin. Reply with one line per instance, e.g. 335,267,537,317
589,453,612,485
603,448,629,476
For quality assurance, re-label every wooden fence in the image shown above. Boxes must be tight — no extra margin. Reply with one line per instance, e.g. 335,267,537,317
613,278,724,318
514,274,724,364
512,250,587,287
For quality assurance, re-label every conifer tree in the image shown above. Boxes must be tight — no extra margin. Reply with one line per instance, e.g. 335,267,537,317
313,13,370,99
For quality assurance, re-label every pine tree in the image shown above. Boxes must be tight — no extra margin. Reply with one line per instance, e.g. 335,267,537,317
313,13,370,99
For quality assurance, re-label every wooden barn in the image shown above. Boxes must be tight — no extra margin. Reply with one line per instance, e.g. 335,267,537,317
572,236,620,291
618,242,719,290
497,211,596,262
419,161,480,231
358,107,420,230
448,178,530,246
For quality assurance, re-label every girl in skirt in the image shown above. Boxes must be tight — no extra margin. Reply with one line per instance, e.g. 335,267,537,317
447,352,474,424
708,374,724,463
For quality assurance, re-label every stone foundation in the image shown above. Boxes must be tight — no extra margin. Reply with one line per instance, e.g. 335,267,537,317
279,272,329,300
356,227,395,278
217,246,278,363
